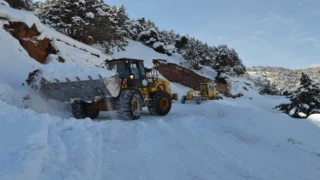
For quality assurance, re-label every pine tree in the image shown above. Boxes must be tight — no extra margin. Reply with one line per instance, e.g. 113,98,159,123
300,72,311,86
182,38,203,69
213,44,246,75
175,36,188,52
37,0,128,54
5,0,34,10
276,74,320,118
259,81,279,95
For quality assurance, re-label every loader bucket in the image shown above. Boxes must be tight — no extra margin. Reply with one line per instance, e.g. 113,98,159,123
37,73,121,103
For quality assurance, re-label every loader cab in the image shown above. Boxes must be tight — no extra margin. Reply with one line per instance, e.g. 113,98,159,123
105,58,148,88
200,83,215,96
200,82,220,99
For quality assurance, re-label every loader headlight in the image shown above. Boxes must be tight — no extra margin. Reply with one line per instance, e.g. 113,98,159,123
130,74,134,80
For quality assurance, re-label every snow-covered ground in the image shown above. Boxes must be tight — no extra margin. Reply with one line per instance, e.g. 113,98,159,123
1,95,320,180
0,4,320,180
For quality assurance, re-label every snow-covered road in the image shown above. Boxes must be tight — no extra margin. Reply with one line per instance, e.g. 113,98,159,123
1,97,319,180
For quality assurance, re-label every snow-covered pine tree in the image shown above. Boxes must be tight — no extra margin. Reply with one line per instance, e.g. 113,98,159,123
103,4,129,52
300,72,312,86
37,0,127,54
125,17,178,55
182,38,203,69
5,0,33,10
259,81,279,95
175,35,188,52
213,44,246,76
275,73,320,118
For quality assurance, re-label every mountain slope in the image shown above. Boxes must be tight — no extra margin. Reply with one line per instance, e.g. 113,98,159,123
247,66,320,92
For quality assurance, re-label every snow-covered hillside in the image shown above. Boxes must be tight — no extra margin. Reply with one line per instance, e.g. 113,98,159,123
247,66,320,92
0,4,320,180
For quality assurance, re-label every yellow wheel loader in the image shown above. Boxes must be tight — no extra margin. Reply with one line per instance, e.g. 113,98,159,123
181,82,222,105
27,58,178,120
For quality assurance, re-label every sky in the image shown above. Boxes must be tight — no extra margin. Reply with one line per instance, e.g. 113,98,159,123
38,0,320,69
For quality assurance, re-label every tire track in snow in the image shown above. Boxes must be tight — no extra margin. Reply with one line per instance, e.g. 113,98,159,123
40,120,103,180
98,120,155,180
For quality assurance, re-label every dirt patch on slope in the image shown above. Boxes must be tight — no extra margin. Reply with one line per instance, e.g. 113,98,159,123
153,59,242,98
3,22,57,63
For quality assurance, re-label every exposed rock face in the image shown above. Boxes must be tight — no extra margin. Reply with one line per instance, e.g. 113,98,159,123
3,22,56,63
153,59,242,98
153,59,211,90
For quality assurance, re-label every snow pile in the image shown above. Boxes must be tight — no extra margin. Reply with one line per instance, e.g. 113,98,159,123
40,60,116,82
228,76,261,97
307,114,320,127
0,0,9,7
0,100,51,180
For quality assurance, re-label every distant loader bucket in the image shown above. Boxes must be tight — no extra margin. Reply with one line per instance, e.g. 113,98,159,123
37,73,121,103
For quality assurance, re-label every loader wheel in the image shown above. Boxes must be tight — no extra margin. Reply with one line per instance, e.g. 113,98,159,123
196,96,202,104
71,101,86,119
148,91,172,116
85,104,100,119
181,95,187,104
116,90,142,120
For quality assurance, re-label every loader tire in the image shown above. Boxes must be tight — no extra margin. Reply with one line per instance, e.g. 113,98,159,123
196,96,201,104
116,90,142,120
71,101,87,119
85,104,100,119
148,91,172,116
181,95,187,104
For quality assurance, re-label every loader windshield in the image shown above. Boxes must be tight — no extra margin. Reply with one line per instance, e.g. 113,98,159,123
105,61,128,78
130,60,146,79
200,84,208,91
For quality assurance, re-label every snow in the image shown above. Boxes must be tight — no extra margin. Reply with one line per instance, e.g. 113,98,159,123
40,61,116,82
50,39,109,67
71,16,83,23
152,41,165,48
86,12,95,18
0,22,41,89
289,107,297,116
308,114,320,127
0,0,9,7
0,4,320,180
1,94,320,180
111,39,184,68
